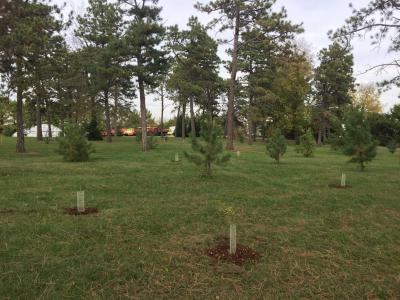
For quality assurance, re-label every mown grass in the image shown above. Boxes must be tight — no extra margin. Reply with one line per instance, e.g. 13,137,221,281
0,136,399,299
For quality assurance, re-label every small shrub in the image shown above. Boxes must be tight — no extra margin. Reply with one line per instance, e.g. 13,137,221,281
135,131,142,142
147,134,158,149
1,125,16,137
136,131,158,149
86,118,103,141
56,125,94,162
184,119,230,176
342,107,378,171
236,127,245,144
387,140,397,154
296,130,316,157
266,129,287,164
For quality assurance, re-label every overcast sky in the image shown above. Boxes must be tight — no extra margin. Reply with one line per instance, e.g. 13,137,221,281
56,0,400,120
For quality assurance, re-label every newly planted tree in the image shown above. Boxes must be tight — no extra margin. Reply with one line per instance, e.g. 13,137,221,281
342,107,378,171
387,140,397,154
57,125,94,162
266,129,287,163
184,119,230,176
296,130,316,157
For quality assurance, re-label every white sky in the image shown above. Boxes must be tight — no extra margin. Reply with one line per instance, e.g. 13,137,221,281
55,0,400,120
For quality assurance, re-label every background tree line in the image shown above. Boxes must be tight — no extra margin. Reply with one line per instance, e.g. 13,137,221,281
0,0,399,153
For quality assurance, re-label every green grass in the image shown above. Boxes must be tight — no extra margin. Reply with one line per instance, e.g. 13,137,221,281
0,136,399,299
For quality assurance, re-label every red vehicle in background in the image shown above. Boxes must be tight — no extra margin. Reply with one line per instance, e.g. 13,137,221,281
136,127,169,136
102,127,168,137
101,128,126,137
123,128,137,136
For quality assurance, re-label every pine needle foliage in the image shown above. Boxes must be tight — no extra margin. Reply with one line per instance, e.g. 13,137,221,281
342,107,378,171
56,125,94,162
266,129,287,164
184,119,230,176
296,130,316,157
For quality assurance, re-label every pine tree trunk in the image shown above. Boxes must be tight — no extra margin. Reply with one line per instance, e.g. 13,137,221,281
48,122,52,139
262,123,267,141
104,89,112,143
226,1,240,151
16,57,25,153
90,95,96,121
138,77,147,151
113,91,119,137
175,105,181,137
36,94,43,141
317,127,322,145
181,101,186,140
190,97,196,140
252,123,257,142
45,99,52,138
160,85,164,139
294,126,300,145
60,118,65,137
323,125,327,143
247,113,252,145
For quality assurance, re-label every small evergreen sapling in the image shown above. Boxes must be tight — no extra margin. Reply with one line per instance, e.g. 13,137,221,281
56,125,94,162
342,108,378,171
296,130,316,157
184,120,230,176
136,131,158,149
86,118,103,141
266,130,287,164
387,140,397,154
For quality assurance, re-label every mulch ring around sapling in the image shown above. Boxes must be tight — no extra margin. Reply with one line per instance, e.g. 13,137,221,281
64,207,99,216
206,237,261,266
328,183,352,189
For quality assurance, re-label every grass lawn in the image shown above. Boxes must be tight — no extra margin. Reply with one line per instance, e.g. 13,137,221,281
0,136,399,299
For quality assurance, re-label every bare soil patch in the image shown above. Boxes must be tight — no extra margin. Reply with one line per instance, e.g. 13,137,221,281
64,207,99,216
206,237,261,265
329,184,352,189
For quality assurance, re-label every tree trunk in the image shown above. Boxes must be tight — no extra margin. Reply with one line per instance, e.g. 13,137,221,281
317,126,323,145
45,99,52,138
294,128,300,145
262,123,267,141
226,1,240,151
16,57,25,153
175,105,181,137
138,77,147,151
160,84,164,139
35,93,43,141
323,124,327,143
181,101,186,140
247,113,253,145
104,89,112,143
113,91,119,137
189,97,196,140
60,118,65,137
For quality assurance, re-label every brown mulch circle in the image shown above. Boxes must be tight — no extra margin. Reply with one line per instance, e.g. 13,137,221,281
64,207,99,216
329,184,352,189
206,238,261,265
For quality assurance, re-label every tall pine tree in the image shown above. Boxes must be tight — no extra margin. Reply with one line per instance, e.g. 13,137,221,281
0,0,63,152
123,0,168,151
